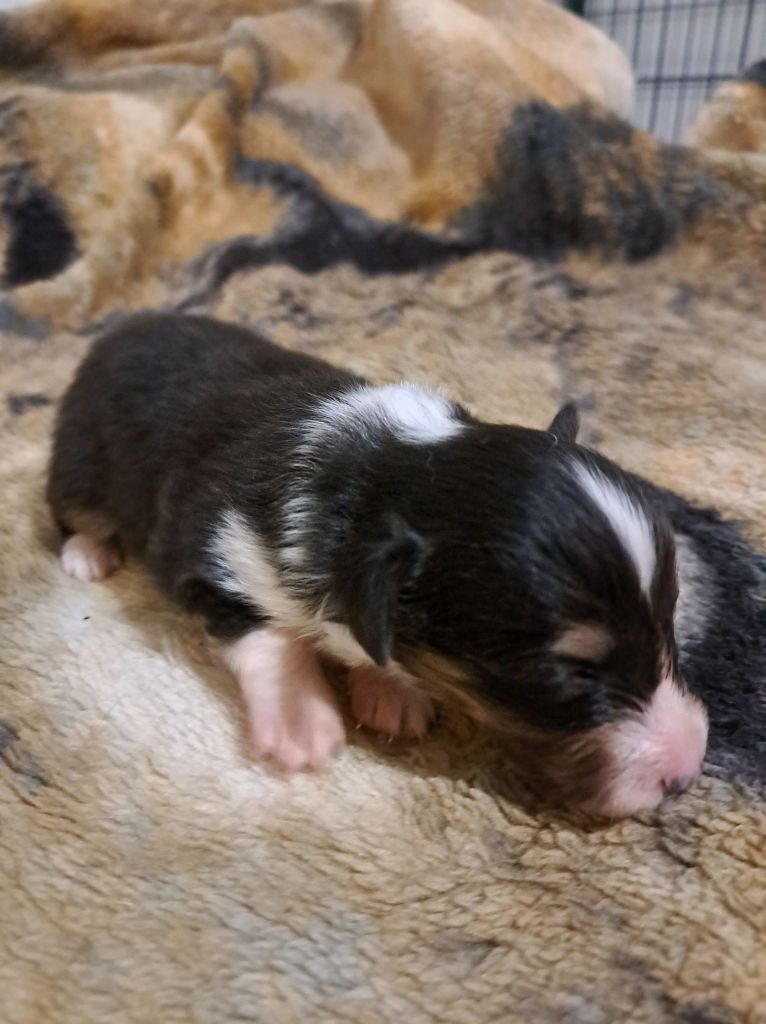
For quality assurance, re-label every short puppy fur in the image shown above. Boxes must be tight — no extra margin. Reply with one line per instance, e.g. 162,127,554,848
47,313,708,817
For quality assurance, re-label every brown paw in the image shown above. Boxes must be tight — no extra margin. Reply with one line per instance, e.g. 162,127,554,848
348,664,435,738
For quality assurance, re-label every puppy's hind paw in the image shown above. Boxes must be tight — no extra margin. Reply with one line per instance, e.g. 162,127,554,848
60,534,121,582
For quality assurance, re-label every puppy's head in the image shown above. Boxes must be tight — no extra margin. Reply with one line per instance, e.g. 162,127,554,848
334,403,708,818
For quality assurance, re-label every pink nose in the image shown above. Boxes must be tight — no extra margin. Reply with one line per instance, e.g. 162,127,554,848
661,773,699,798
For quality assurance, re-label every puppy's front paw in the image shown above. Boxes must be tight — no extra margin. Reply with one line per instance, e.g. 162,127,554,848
248,687,346,773
348,664,435,738
60,534,121,582
225,629,346,773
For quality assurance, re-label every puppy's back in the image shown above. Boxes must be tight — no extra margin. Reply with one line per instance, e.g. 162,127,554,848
47,313,358,551
76,312,340,405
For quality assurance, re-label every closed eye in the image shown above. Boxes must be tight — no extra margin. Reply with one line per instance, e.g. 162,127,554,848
552,657,605,694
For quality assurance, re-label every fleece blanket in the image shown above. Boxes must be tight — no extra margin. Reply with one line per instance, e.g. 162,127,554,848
0,2,765,1021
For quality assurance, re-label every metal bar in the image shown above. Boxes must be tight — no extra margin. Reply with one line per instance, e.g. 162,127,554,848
630,0,647,71
672,0,701,140
587,0,751,18
738,0,757,70
705,0,729,100
636,73,733,86
609,0,620,37
647,0,674,133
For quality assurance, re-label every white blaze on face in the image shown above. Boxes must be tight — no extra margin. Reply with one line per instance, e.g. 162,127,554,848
593,675,709,818
574,464,657,595
210,509,374,667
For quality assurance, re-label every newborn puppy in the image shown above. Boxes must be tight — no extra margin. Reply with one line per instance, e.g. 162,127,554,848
47,313,708,817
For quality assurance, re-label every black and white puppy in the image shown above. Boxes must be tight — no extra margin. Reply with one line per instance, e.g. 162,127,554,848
47,313,708,817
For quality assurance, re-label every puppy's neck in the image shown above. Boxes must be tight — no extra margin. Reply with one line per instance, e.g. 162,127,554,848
280,382,465,581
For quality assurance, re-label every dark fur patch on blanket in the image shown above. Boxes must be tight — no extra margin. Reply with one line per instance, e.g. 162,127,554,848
1,165,77,286
469,104,728,261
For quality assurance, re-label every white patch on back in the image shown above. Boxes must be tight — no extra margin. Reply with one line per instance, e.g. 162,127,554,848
279,383,461,574
574,464,656,594
209,509,373,667
308,383,462,445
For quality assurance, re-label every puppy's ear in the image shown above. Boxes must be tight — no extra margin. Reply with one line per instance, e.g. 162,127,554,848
340,515,425,667
548,401,580,443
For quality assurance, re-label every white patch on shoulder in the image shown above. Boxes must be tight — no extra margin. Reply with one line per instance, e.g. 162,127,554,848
309,383,462,445
209,509,374,667
574,464,656,594
210,509,308,625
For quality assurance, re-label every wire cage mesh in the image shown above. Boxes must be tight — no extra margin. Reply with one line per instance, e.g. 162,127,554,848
562,0,766,141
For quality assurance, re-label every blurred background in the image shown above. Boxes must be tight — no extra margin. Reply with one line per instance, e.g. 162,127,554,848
561,0,766,140
0,0,763,143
